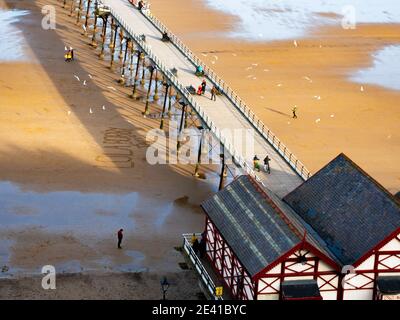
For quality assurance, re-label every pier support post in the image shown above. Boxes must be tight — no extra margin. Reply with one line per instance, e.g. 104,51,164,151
99,14,109,60
110,24,119,69
69,0,75,16
140,57,146,86
76,0,83,24
177,103,187,151
167,86,173,116
129,46,134,80
109,19,116,48
160,82,170,130
153,69,159,101
143,66,155,116
218,148,226,191
83,0,92,35
118,39,130,85
91,8,98,47
118,29,124,61
193,129,204,177
130,51,142,99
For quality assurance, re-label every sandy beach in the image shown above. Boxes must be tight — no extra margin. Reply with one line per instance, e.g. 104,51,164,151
0,0,399,299
151,0,400,194
0,0,219,299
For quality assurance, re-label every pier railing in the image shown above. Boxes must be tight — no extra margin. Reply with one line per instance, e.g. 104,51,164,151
182,233,223,300
110,8,272,187
141,9,311,180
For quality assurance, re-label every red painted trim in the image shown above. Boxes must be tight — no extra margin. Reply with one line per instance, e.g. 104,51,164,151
254,241,340,281
353,228,400,268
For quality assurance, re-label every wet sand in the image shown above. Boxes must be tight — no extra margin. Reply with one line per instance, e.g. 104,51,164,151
150,0,400,194
0,0,219,298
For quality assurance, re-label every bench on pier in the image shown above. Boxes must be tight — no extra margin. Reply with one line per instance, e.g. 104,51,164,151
186,85,197,95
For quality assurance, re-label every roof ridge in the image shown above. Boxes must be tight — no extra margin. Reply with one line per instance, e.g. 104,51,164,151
246,175,304,240
338,153,400,207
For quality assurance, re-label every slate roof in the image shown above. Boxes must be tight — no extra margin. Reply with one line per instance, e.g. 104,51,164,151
201,175,302,277
281,280,321,299
283,153,400,266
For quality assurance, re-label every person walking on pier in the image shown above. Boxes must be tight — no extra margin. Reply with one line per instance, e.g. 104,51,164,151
201,79,206,95
117,229,124,249
210,86,217,101
253,155,261,172
263,155,271,174
292,106,298,119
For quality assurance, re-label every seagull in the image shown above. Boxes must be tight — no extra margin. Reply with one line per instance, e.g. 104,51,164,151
277,83,282,87
315,118,321,123
330,114,335,118
360,86,364,92
263,69,270,72
89,108,93,114
82,24,86,32
83,80,87,86
64,46,68,51
246,66,253,71
201,53,208,57
246,74,254,78
294,40,298,47
314,95,321,100
74,75,80,81
88,74,93,79
252,63,258,66
67,111,71,115
107,86,116,91
102,105,106,110
213,55,218,60
303,76,312,82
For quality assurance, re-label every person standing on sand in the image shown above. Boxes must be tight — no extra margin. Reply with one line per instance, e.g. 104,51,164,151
69,47,74,61
292,106,297,119
117,229,124,249
210,86,217,101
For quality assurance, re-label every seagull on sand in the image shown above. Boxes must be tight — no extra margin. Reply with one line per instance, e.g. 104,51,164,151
314,95,321,100
315,118,321,123
88,74,93,79
294,40,298,47
83,80,87,86
89,108,93,114
102,105,106,110
74,75,80,81
360,86,365,92
107,86,117,91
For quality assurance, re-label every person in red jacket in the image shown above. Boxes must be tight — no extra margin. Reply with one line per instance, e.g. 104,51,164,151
117,229,124,249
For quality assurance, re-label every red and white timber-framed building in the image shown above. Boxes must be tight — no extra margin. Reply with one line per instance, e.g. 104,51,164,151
197,154,400,300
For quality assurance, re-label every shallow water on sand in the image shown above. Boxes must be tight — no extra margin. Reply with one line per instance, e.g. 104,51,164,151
0,181,179,273
351,45,400,91
205,0,400,41
0,9,30,61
